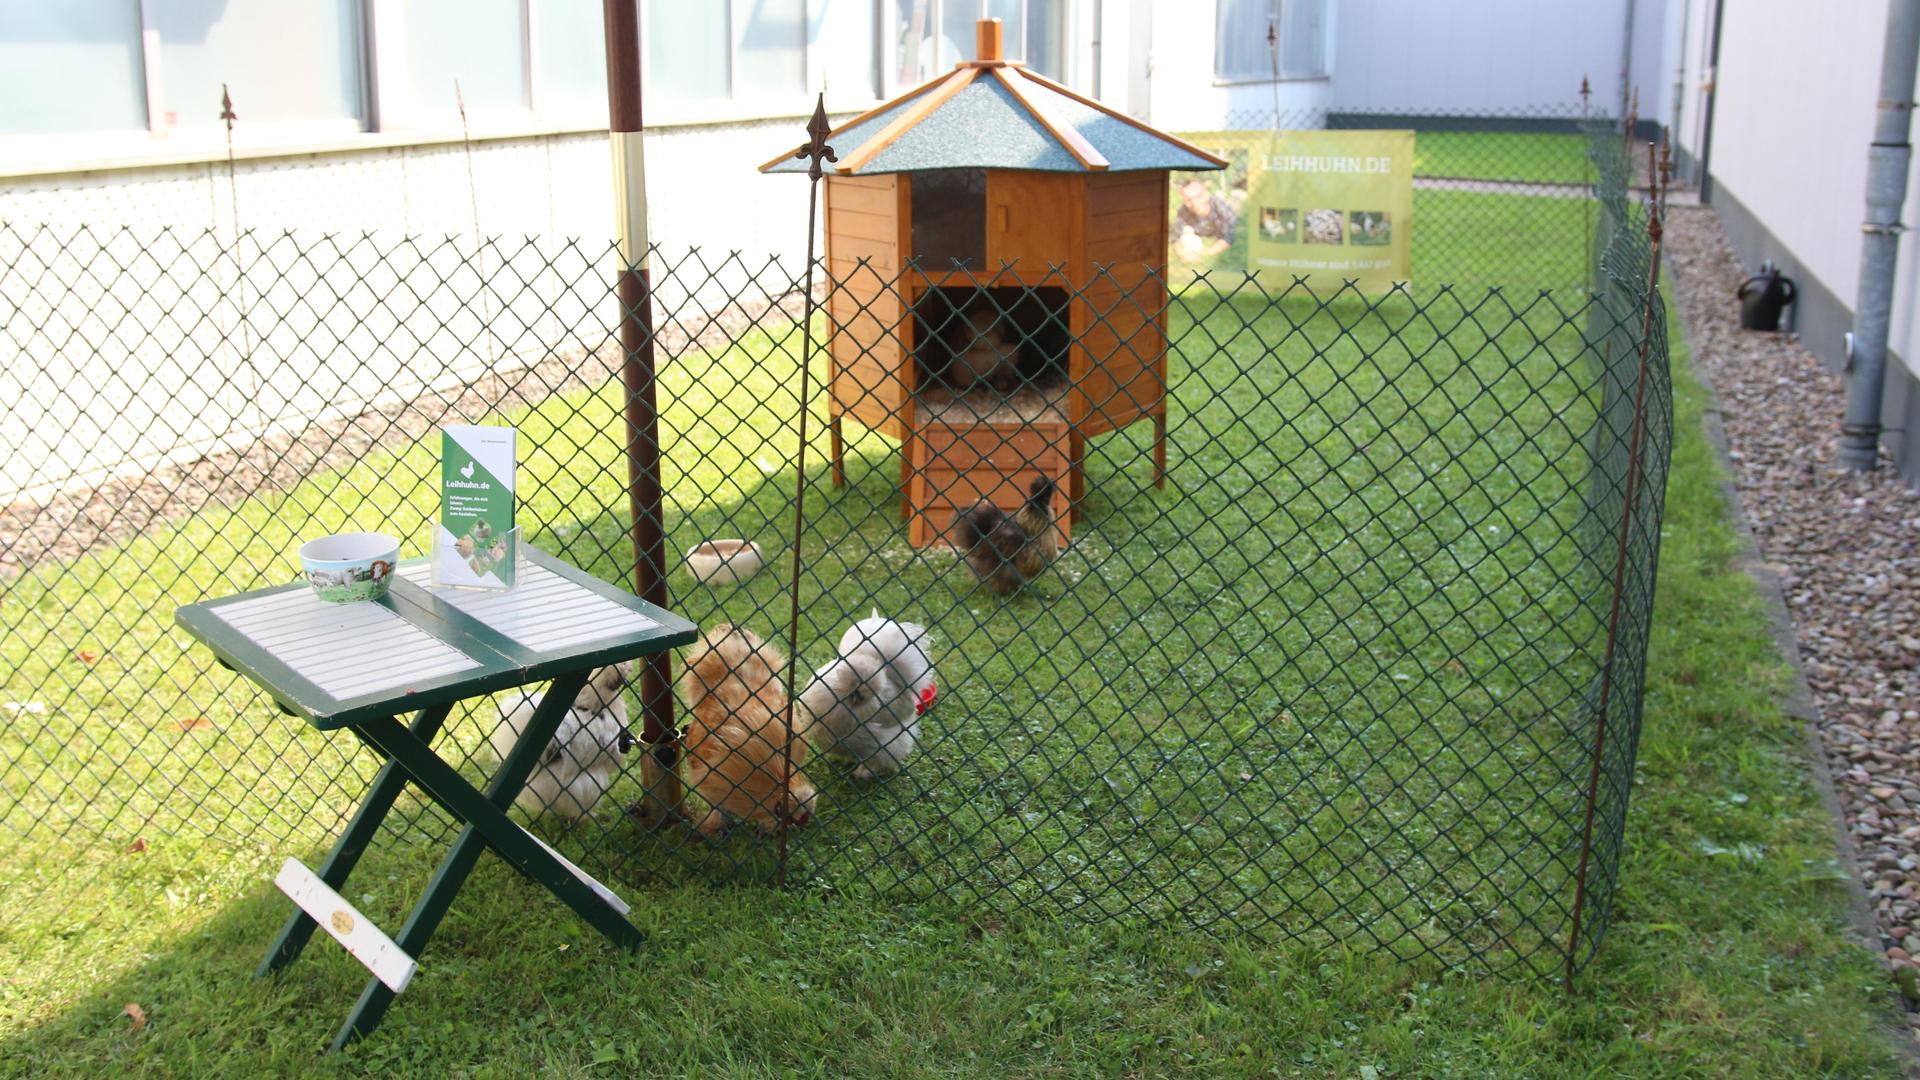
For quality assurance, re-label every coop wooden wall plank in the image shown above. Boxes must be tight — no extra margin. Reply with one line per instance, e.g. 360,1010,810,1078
1087,173,1164,217
831,207,900,246
986,171,1081,275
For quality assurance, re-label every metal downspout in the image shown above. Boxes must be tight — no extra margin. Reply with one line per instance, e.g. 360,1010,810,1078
1839,0,1920,471
1618,0,1638,127
1698,0,1726,202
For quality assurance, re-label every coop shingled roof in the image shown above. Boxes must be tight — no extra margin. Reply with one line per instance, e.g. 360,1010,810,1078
761,64,1225,177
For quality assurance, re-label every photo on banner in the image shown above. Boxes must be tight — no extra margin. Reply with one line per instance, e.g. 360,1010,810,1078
1171,129,1416,292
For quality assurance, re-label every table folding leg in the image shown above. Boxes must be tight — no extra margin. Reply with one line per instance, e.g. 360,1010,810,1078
256,702,455,980
323,670,645,1049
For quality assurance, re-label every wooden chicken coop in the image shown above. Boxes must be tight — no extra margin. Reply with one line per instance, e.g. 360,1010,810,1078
763,18,1224,547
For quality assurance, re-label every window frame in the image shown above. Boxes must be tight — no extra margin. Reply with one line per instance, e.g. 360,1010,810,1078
638,0,891,122
0,0,900,171
1211,0,1333,87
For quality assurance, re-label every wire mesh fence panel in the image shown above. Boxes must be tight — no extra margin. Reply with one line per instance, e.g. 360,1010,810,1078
0,114,1669,981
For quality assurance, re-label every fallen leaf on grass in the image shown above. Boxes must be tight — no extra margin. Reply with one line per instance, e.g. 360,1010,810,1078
127,837,147,854
77,650,100,665
122,1003,146,1032
175,716,214,732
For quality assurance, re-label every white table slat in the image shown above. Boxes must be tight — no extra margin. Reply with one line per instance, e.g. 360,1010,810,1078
402,562,659,653
213,590,479,700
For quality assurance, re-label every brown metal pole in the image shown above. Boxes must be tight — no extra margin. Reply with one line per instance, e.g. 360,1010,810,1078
603,0,680,823
1565,138,1666,990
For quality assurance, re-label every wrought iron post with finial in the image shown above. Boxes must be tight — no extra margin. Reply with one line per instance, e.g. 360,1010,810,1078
1266,16,1283,132
218,85,254,375
1580,76,1593,290
776,93,836,884
219,84,239,231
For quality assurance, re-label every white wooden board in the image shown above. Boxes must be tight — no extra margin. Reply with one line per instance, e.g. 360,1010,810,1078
275,858,418,993
525,828,631,915
213,591,478,699
400,562,659,653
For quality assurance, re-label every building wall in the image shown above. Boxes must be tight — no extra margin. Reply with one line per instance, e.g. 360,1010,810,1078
1705,1,1920,377
1327,0,1639,115
0,121,819,263
1135,0,1334,130
1691,0,1920,478
1668,0,1716,172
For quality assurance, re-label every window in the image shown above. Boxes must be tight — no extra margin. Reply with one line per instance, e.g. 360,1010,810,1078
403,0,529,121
812,0,879,101
393,0,613,126
892,0,1066,91
1215,0,1329,82
154,0,362,130
0,1,148,135
0,0,904,149
644,0,880,110
649,1,731,102
0,0,364,138
534,0,612,121
738,0,807,100
0,0,613,147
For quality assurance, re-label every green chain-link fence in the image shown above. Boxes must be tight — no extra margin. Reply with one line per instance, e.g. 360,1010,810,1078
0,108,1669,981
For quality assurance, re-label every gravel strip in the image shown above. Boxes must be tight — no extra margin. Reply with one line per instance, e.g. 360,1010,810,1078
1665,204,1920,1019
0,289,808,578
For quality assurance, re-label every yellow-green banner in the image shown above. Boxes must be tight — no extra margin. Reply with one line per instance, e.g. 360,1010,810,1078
1170,130,1416,292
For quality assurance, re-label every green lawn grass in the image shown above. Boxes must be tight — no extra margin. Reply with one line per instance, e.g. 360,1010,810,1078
0,200,1906,1074
1415,131,1593,186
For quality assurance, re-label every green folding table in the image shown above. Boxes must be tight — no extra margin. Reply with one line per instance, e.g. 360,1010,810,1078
175,546,696,1050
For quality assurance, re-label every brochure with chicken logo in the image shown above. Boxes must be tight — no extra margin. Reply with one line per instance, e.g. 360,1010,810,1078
434,425,517,589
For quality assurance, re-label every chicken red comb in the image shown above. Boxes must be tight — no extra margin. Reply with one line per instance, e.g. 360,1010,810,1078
915,683,937,717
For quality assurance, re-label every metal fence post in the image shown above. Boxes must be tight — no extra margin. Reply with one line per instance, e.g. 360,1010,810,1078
603,0,680,822
1566,136,1668,989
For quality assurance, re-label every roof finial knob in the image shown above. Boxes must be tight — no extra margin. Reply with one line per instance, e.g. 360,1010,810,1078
977,18,1003,63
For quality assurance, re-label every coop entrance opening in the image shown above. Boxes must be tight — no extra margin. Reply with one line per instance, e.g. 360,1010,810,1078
913,285,1069,400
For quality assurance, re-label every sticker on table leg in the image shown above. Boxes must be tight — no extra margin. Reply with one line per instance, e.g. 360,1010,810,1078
274,858,418,993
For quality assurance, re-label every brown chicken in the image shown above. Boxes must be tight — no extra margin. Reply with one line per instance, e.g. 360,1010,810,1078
957,475,1059,595
678,624,816,837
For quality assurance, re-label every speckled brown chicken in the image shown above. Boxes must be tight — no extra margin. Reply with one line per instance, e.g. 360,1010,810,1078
957,475,1059,595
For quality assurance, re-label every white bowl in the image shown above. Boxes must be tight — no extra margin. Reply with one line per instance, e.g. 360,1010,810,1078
299,531,401,603
685,539,765,585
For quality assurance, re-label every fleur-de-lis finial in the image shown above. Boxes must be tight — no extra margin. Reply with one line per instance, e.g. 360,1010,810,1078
1579,75,1590,104
794,93,837,181
1266,17,1277,47
220,84,236,131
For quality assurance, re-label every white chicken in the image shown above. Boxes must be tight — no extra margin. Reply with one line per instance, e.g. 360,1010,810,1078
798,611,936,780
490,663,633,821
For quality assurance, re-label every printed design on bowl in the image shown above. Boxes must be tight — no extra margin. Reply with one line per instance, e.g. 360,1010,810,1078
305,560,393,601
